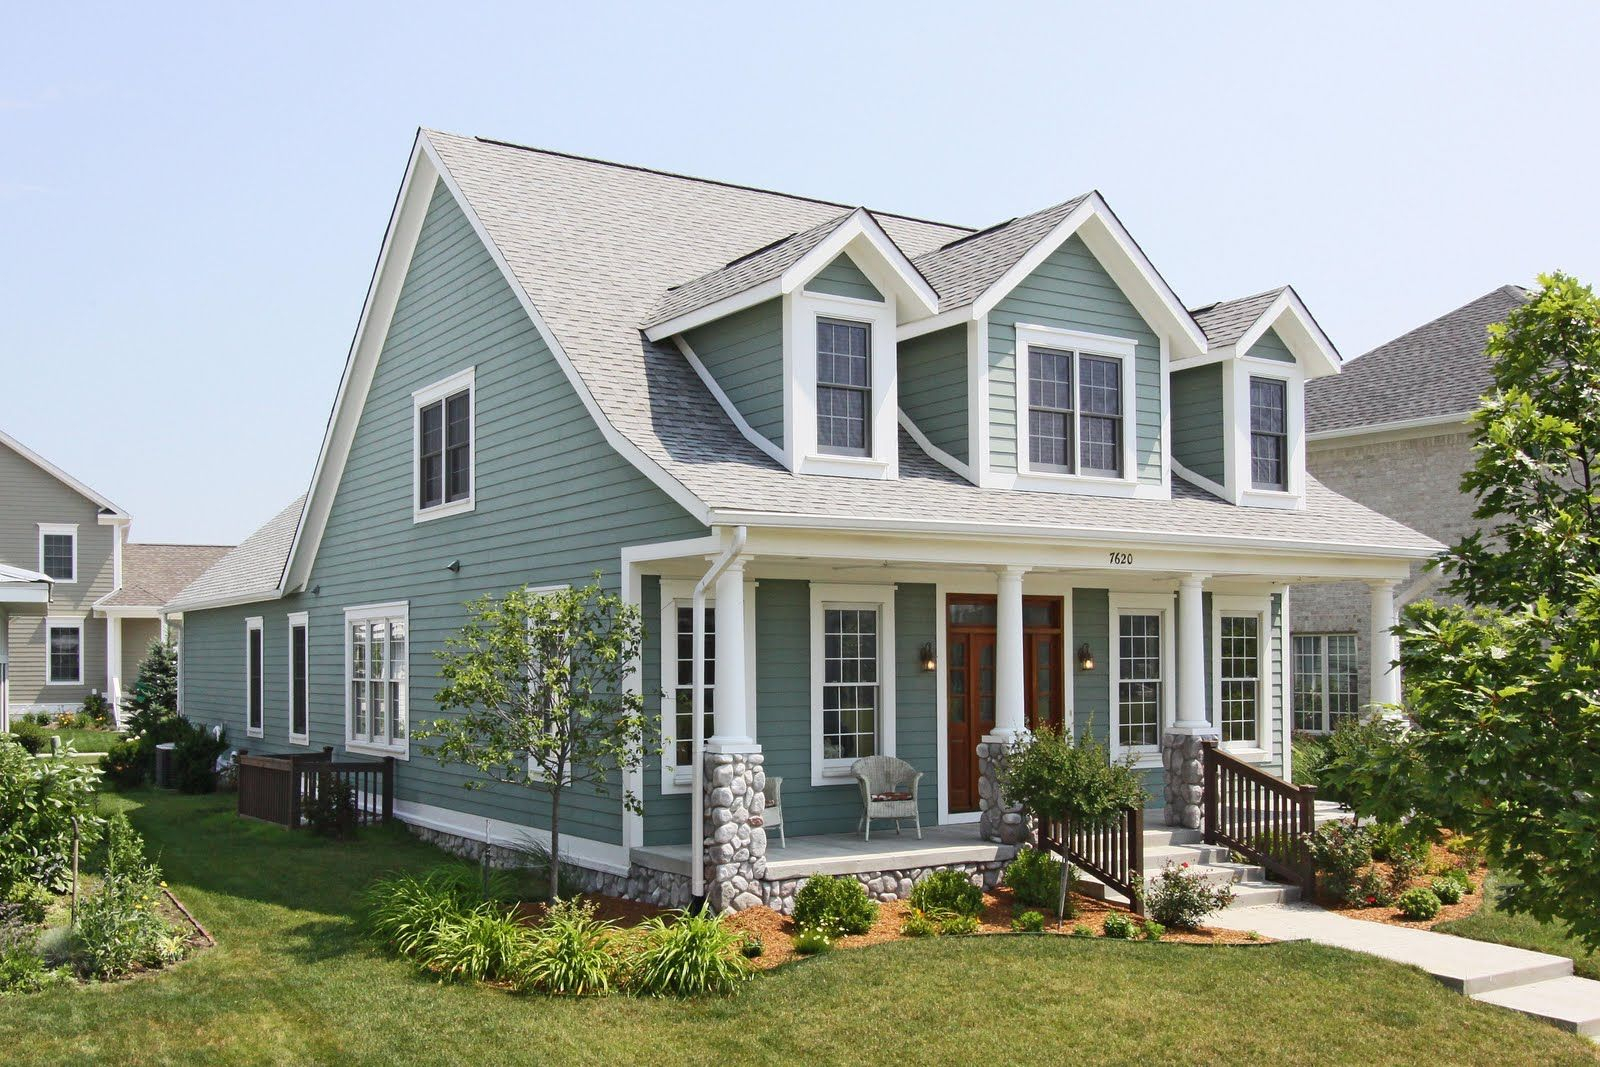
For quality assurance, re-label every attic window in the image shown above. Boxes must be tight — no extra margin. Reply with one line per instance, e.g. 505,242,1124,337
1249,377,1287,490
413,367,476,523
816,319,870,456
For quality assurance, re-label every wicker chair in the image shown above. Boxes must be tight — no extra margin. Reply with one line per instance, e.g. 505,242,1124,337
851,755,923,841
762,775,785,848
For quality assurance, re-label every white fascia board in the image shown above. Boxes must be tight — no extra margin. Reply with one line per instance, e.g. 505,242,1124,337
970,193,1209,359
0,429,129,520
642,278,783,343
1235,287,1342,378
1308,412,1472,443
896,306,971,341
0,585,51,605
163,588,285,615
779,209,940,317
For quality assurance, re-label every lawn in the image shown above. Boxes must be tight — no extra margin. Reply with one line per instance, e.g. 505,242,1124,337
1,790,1592,1066
52,726,121,753
1438,873,1599,980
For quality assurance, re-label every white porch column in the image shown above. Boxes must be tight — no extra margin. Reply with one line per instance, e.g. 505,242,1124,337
1173,574,1210,732
106,615,123,723
706,559,756,752
986,565,1028,743
1368,579,1403,713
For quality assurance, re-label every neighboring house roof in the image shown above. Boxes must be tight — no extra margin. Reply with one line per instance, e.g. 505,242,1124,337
1191,288,1287,347
97,543,233,609
910,194,1091,310
1307,285,1530,435
165,497,305,612
0,428,129,520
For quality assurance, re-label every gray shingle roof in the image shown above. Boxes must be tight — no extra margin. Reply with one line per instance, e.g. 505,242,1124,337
1307,286,1529,434
645,211,854,327
1190,288,1286,347
910,194,1093,311
99,543,232,608
420,130,1437,558
165,497,304,611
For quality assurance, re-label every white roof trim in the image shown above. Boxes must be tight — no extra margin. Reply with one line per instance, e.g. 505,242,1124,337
281,132,713,593
777,209,940,317
0,428,128,520
969,193,1210,359
1308,412,1471,443
642,278,783,343
0,563,51,584
1233,288,1342,378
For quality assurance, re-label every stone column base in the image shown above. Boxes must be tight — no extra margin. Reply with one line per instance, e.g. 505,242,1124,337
977,740,1026,844
704,751,767,913
1161,730,1217,829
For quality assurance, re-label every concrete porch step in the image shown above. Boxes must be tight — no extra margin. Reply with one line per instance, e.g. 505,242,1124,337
1472,975,1600,1036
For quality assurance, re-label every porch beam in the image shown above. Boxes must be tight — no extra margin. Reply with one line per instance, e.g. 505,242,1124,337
1172,574,1211,732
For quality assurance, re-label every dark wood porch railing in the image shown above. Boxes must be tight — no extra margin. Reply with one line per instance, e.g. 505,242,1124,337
236,747,394,830
1037,805,1145,915
1201,739,1316,891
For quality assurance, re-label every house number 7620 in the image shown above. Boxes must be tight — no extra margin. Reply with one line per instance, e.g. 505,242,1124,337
1108,551,1134,566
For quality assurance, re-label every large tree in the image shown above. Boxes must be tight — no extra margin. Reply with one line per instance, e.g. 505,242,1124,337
418,579,653,903
1347,274,1600,948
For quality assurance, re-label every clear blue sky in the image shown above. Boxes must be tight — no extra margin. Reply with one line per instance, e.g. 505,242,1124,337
4,2,1596,545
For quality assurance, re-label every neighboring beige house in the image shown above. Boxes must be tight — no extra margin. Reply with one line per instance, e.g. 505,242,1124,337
1290,286,1529,731
0,429,228,727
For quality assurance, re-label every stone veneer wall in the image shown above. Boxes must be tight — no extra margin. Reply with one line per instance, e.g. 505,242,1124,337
759,857,1012,915
976,740,1026,844
1161,731,1215,829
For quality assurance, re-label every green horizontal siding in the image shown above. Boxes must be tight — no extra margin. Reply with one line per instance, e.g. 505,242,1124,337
683,299,785,448
897,325,968,463
805,253,882,302
181,178,706,848
988,235,1163,483
1171,363,1225,484
1246,326,1295,363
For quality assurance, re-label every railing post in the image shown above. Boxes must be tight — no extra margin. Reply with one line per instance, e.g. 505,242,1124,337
1200,740,1218,845
1128,805,1145,916
1298,784,1318,894
382,756,395,823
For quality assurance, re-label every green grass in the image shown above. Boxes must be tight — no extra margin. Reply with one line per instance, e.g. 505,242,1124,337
48,726,121,752
1438,873,1599,980
0,790,1591,1066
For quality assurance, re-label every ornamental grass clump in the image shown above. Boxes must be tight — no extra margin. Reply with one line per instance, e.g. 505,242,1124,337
908,870,983,918
362,866,484,961
418,902,529,983
792,875,877,938
517,898,617,996
627,910,750,996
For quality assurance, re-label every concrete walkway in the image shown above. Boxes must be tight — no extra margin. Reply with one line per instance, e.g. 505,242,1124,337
1213,901,1600,1037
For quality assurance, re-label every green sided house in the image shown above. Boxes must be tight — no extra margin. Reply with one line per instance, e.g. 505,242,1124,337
166,130,1438,913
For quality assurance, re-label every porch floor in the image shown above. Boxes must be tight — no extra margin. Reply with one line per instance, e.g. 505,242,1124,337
631,823,1016,881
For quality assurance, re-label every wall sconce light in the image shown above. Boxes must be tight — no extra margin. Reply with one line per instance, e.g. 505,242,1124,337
445,559,461,574
918,643,937,672
1076,643,1095,672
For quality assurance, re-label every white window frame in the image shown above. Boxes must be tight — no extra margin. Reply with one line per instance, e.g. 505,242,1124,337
784,290,899,479
809,582,897,787
44,616,84,686
1223,357,1305,509
412,366,476,524
38,523,78,584
287,611,309,745
1012,324,1141,492
1212,595,1272,760
343,601,410,759
1292,632,1359,735
658,578,758,795
245,616,264,738
1108,592,1176,768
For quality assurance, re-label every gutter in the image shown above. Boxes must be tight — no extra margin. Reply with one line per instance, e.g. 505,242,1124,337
689,525,746,908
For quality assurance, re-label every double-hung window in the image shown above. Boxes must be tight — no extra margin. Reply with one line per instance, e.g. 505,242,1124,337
1249,377,1288,490
1292,634,1358,733
1218,615,1260,744
288,612,309,743
345,603,408,756
816,319,870,456
809,584,896,784
671,605,715,769
1027,345,1125,478
45,618,83,685
414,368,475,521
1115,612,1163,750
246,617,264,737
38,524,77,582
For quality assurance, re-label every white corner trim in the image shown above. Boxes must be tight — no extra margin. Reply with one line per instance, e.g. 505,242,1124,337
898,409,973,482
808,581,897,788
37,523,78,584
785,288,900,479
674,336,786,465
411,364,477,524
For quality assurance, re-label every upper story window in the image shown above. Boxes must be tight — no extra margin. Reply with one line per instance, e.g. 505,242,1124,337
1249,377,1287,490
38,524,77,582
816,319,870,456
1027,345,1124,478
413,367,475,522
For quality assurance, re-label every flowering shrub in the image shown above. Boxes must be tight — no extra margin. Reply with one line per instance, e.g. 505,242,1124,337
1145,862,1234,929
75,865,183,979
1305,820,1375,904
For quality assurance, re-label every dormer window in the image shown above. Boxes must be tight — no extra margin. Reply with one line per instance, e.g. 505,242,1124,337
1249,376,1287,490
1017,325,1134,483
816,319,870,456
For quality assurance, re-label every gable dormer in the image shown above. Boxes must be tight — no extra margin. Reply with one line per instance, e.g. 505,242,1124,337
645,209,938,480
1176,287,1341,509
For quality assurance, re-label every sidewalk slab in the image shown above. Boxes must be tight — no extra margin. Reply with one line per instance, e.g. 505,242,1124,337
1473,976,1600,1036
1212,902,1573,994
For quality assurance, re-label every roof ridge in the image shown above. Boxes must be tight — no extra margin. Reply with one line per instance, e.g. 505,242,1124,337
128,541,234,549
1189,285,1287,315
459,133,974,235
1355,285,1530,361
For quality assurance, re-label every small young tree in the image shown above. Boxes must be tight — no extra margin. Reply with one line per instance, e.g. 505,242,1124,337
1340,273,1600,949
418,579,653,903
128,639,179,718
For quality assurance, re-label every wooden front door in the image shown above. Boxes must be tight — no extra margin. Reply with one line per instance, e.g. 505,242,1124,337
945,595,1064,813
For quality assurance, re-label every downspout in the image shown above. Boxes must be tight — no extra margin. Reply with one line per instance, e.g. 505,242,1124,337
690,525,747,907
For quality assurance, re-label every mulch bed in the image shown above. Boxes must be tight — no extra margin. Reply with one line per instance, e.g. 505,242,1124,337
1317,838,1489,931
